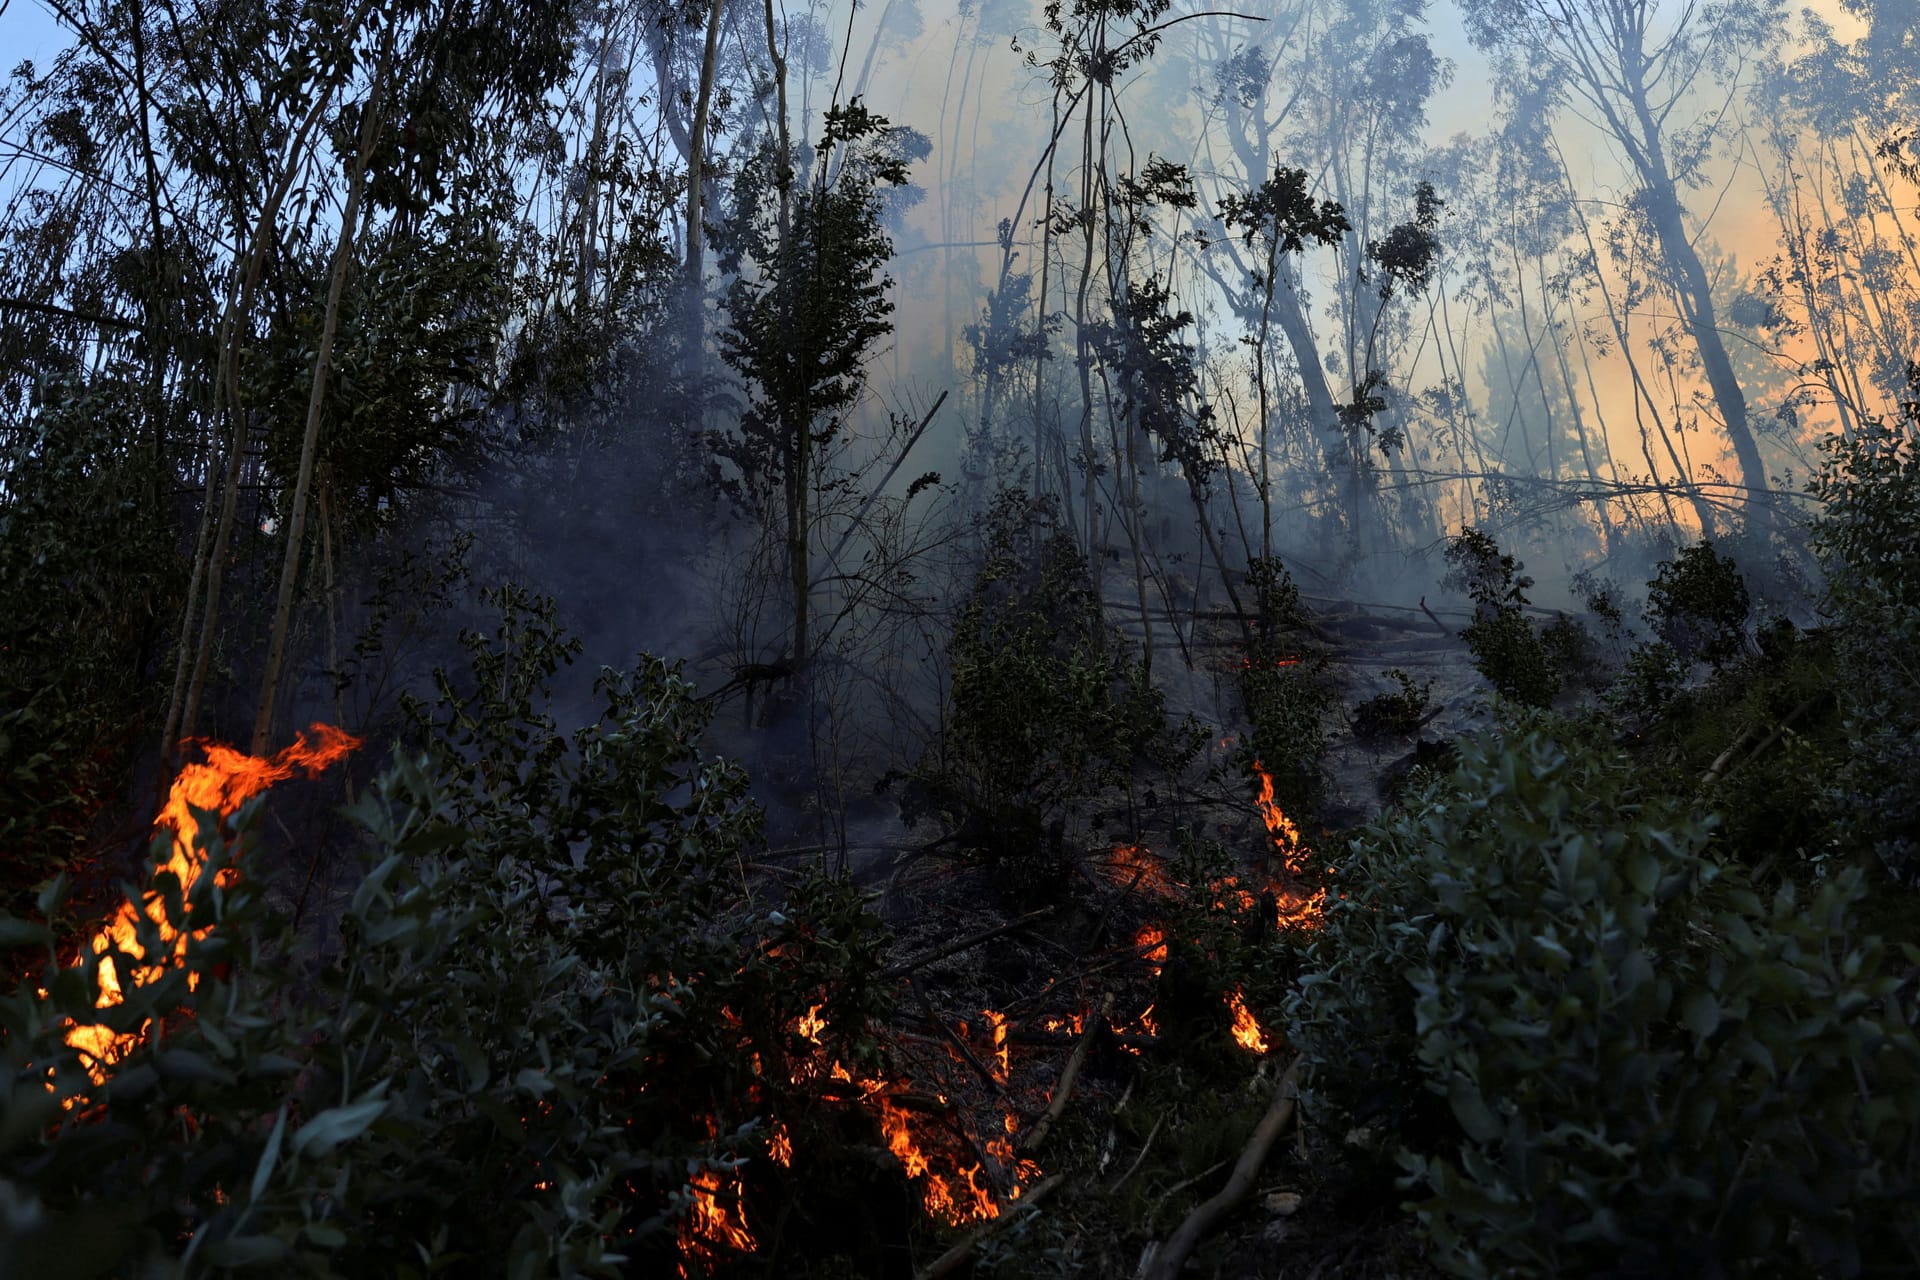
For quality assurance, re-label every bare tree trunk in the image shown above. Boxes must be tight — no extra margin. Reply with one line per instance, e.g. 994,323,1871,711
684,0,725,365
251,34,392,754
165,76,344,751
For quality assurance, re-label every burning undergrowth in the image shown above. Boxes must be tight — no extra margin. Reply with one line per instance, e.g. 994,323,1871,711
2,589,1338,1279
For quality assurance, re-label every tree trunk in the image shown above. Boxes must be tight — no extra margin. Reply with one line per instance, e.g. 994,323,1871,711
251,35,391,754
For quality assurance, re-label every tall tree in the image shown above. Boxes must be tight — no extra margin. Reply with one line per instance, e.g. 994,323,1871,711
1459,0,1784,526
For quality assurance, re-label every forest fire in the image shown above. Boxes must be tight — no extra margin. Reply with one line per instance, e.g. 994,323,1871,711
62,724,361,1082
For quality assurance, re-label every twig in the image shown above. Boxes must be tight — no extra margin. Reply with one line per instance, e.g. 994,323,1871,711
1138,1055,1304,1280
914,1173,1066,1280
1418,595,1452,637
880,906,1057,980
1699,693,1823,791
1022,993,1112,1155
1106,1112,1167,1194
908,978,1008,1097
1005,940,1167,1014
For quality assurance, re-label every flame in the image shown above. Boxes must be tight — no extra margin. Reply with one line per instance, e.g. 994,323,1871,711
679,1168,756,1272
1135,925,1167,976
63,724,361,1081
981,1010,1009,1083
1226,988,1271,1055
1106,843,1178,896
1250,759,1305,873
767,1122,793,1168
795,1003,827,1045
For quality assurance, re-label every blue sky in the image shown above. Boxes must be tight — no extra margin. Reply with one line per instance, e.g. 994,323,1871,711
2,1,75,77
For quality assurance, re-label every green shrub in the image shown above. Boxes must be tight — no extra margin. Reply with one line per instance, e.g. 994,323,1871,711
1238,558,1337,821
1811,398,1920,885
1645,540,1752,669
1443,528,1562,709
1288,723,1920,1278
1,599,895,1277
909,491,1187,869
1352,669,1433,742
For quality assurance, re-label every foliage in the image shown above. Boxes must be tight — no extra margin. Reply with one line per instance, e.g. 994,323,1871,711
1443,527,1561,708
1238,558,1338,823
1288,723,1920,1278
1353,669,1434,742
908,491,1187,878
1645,540,1752,669
0,595,895,1277
1811,399,1920,885
0,381,180,918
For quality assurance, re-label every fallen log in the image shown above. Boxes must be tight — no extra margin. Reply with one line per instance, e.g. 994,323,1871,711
1137,1054,1303,1280
1022,993,1113,1155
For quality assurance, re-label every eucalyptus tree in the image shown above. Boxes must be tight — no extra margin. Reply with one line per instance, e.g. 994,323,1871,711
1458,0,1786,528
1744,0,1920,438
1183,0,1451,559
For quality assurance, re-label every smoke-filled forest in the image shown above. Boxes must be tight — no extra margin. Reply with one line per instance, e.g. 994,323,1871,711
2,0,1918,1273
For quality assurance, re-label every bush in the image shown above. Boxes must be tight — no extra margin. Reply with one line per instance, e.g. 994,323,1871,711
1645,541,1751,669
909,491,1186,870
1442,528,1563,709
1811,399,1920,885
1,598,897,1277
1288,723,1920,1278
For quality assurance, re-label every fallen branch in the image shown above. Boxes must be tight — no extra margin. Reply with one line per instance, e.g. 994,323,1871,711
1022,993,1112,1155
881,906,1057,981
1138,1055,1303,1280
1699,693,1824,791
909,978,1009,1096
914,1173,1066,1280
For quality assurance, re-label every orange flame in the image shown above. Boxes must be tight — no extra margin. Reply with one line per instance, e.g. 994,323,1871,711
1226,988,1271,1055
679,1168,756,1273
64,724,361,1081
1250,759,1305,873
979,1009,1011,1083
1106,843,1178,896
767,1122,793,1168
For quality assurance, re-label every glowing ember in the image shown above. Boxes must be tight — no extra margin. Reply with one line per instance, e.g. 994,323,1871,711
1226,988,1271,1055
64,724,361,1081
1136,925,1167,970
1106,843,1179,896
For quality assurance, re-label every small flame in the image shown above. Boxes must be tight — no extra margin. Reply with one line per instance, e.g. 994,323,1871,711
679,1168,756,1272
1106,843,1178,896
767,1122,793,1168
1136,925,1167,973
63,724,361,1082
981,1010,1009,1083
1226,988,1271,1055
1251,759,1305,873
795,1003,827,1045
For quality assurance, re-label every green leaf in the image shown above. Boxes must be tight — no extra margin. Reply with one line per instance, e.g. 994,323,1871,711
1681,990,1720,1041
1448,1073,1501,1144
1624,847,1658,896
293,1091,390,1160
252,1105,289,1203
